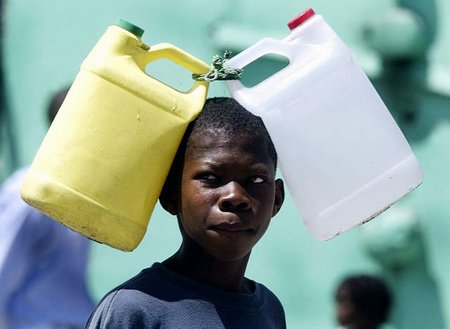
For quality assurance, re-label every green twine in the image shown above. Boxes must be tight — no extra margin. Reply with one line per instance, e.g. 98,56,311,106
192,51,243,82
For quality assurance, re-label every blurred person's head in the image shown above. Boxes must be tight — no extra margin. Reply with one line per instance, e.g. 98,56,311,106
47,87,69,125
335,274,392,329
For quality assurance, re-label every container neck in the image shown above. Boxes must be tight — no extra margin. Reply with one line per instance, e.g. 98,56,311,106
283,15,339,45
285,14,320,41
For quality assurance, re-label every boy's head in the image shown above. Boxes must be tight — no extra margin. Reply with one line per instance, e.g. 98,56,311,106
160,97,284,262
183,97,278,167
335,274,392,329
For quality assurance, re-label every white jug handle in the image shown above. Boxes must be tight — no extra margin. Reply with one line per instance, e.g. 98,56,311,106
226,38,294,105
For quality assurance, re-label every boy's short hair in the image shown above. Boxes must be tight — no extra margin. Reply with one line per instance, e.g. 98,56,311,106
184,97,277,166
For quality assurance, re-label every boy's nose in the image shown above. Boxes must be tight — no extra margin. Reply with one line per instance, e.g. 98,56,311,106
219,181,251,212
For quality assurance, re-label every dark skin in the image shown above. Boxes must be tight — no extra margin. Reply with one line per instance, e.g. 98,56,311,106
159,130,284,293
336,287,357,327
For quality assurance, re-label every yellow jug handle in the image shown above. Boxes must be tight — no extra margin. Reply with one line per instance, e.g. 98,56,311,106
145,43,210,74
136,43,210,97
140,43,210,93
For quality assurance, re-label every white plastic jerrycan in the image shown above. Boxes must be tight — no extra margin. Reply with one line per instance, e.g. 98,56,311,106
21,19,210,251
226,8,423,240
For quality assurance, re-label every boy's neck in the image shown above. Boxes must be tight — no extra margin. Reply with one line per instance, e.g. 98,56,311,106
162,242,252,293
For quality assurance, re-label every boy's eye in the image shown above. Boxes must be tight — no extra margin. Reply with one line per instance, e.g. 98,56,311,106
250,176,266,184
199,173,218,181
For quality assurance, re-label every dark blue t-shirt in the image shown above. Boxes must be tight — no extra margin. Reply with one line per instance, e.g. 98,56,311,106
86,262,286,329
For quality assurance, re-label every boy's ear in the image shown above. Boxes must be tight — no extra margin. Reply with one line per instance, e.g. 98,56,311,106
272,178,285,217
159,182,179,216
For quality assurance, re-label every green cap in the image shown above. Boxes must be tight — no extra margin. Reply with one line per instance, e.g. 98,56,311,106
115,19,144,38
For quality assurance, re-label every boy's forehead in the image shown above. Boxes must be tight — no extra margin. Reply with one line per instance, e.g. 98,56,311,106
187,129,272,162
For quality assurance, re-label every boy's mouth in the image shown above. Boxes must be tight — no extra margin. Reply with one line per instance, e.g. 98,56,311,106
210,223,256,233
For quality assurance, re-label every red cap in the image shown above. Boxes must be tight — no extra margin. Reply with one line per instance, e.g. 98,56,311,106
287,8,316,30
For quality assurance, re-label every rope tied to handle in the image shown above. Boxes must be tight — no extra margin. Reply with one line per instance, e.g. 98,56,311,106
192,51,243,82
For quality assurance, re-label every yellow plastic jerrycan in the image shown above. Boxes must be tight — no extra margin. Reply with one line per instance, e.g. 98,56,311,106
21,19,210,251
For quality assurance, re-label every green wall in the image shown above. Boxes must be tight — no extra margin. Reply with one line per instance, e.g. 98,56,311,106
3,1,450,328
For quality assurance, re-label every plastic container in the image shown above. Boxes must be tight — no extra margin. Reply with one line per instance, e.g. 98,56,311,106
21,19,210,251
226,8,423,240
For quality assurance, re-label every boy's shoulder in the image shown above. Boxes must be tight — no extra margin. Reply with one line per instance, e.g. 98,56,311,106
85,263,170,328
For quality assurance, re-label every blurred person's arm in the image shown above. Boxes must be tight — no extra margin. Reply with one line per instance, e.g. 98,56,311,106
0,169,51,316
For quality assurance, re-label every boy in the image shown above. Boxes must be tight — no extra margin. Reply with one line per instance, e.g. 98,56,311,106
86,97,286,328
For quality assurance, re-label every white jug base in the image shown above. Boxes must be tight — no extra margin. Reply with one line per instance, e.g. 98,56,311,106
304,154,423,240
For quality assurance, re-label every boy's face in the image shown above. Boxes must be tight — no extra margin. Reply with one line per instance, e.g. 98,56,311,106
174,130,284,262
335,286,356,326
